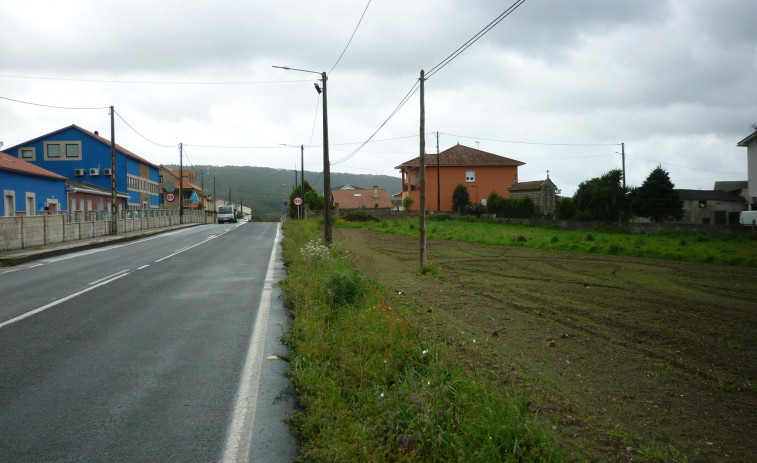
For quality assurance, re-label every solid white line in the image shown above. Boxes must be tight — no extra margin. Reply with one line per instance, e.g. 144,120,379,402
89,269,129,286
222,224,281,463
0,272,131,330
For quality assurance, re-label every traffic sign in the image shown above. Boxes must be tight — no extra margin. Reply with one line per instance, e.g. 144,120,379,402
165,192,176,202
293,196,303,207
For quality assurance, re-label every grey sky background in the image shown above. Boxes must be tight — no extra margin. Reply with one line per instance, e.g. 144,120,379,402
1,0,755,195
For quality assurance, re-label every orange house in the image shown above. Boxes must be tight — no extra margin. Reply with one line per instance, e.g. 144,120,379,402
396,144,524,212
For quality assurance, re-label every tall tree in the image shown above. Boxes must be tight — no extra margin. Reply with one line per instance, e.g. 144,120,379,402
632,166,683,222
573,169,630,221
452,184,470,214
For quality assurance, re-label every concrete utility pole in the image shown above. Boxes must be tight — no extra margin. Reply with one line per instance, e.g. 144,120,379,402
322,71,332,245
419,69,427,266
300,144,304,193
200,171,205,210
437,131,441,212
272,65,330,243
109,106,117,235
179,143,184,224
621,142,626,189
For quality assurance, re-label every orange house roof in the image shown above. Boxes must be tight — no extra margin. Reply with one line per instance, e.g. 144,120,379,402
396,144,524,169
332,188,393,209
0,151,66,179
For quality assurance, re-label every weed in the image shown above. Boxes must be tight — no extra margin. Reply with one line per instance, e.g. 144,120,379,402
585,234,594,242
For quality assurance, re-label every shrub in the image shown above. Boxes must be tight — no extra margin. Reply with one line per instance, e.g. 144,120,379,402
323,269,367,308
342,211,380,222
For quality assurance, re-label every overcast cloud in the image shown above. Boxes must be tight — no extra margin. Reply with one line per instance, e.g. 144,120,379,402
1,0,755,195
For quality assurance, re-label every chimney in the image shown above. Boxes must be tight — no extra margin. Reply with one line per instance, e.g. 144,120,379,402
373,186,379,198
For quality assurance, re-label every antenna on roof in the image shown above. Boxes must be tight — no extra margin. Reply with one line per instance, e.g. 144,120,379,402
751,123,757,132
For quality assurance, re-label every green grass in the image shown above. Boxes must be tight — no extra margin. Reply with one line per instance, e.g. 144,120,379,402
358,217,757,267
281,220,559,462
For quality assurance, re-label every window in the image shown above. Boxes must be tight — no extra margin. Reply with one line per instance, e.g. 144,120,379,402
65,143,80,158
26,193,36,216
46,143,61,159
20,147,35,161
465,170,476,182
4,190,15,216
44,141,81,160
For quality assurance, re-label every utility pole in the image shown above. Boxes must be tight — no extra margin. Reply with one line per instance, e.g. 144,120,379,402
300,144,304,192
179,143,184,224
621,142,626,189
322,71,332,245
213,177,216,213
419,70,427,266
436,131,441,212
109,106,117,235
200,171,205,210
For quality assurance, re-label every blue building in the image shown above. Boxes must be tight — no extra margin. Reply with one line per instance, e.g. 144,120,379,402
3,125,160,212
1,151,67,216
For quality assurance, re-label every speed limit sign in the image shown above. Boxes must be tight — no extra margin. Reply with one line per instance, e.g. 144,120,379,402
165,192,176,202
293,196,303,207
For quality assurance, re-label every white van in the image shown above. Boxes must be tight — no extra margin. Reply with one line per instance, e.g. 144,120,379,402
739,210,757,226
218,205,237,224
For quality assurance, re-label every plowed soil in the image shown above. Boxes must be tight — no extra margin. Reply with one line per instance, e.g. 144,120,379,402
334,227,757,462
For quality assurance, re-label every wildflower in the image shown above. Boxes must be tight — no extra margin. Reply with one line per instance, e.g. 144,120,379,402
422,349,428,356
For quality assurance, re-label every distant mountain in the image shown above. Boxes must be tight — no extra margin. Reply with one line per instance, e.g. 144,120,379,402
170,165,401,216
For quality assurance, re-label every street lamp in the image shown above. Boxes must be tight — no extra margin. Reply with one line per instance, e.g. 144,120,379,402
273,65,331,245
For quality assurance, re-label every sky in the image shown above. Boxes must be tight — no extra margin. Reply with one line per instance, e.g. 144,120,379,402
1,0,755,196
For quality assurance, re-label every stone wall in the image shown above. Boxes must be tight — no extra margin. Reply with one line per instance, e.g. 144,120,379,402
0,210,216,252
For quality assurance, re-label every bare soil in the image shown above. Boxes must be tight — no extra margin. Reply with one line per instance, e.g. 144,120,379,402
334,228,757,462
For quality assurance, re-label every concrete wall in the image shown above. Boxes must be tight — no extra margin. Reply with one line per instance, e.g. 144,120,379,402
0,209,216,252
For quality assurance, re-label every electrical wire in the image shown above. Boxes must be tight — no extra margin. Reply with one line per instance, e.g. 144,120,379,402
0,95,109,110
440,132,621,147
0,74,311,85
331,80,420,165
329,0,372,75
308,93,321,146
426,0,527,80
631,155,742,175
114,110,176,148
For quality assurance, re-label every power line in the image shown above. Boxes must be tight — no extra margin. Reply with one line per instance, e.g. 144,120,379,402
329,0,372,75
0,95,109,110
440,132,621,147
332,80,420,165
308,93,321,146
183,143,289,149
631,155,743,175
426,0,527,80
0,74,311,85
114,110,175,148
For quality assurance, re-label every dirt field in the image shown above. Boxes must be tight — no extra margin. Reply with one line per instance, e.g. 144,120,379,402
333,228,757,462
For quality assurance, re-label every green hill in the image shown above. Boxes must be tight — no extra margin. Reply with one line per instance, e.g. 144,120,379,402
171,165,401,217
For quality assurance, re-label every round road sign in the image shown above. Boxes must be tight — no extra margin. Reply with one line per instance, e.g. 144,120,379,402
293,196,303,206
165,192,176,202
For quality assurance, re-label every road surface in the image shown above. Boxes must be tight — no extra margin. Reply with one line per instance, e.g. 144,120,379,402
0,222,296,462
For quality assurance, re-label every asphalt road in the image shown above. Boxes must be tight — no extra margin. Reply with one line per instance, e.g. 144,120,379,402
0,222,296,462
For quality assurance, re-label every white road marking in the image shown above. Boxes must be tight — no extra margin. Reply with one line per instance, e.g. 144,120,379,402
89,269,129,286
222,224,281,463
137,265,149,270
0,272,131,330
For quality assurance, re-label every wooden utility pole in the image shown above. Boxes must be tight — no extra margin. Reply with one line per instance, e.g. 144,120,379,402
419,70,427,266
200,171,204,210
109,106,117,235
213,177,216,212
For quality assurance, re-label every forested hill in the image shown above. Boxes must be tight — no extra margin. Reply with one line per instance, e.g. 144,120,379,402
169,164,401,216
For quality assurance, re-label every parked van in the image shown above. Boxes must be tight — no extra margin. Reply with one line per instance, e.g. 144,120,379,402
217,205,237,224
739,210,757,226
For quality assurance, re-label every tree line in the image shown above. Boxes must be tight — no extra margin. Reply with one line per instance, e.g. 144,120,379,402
449,166,684,223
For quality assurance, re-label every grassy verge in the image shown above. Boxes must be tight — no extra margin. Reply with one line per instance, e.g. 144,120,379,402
280,220,560,462
341,216,757,267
